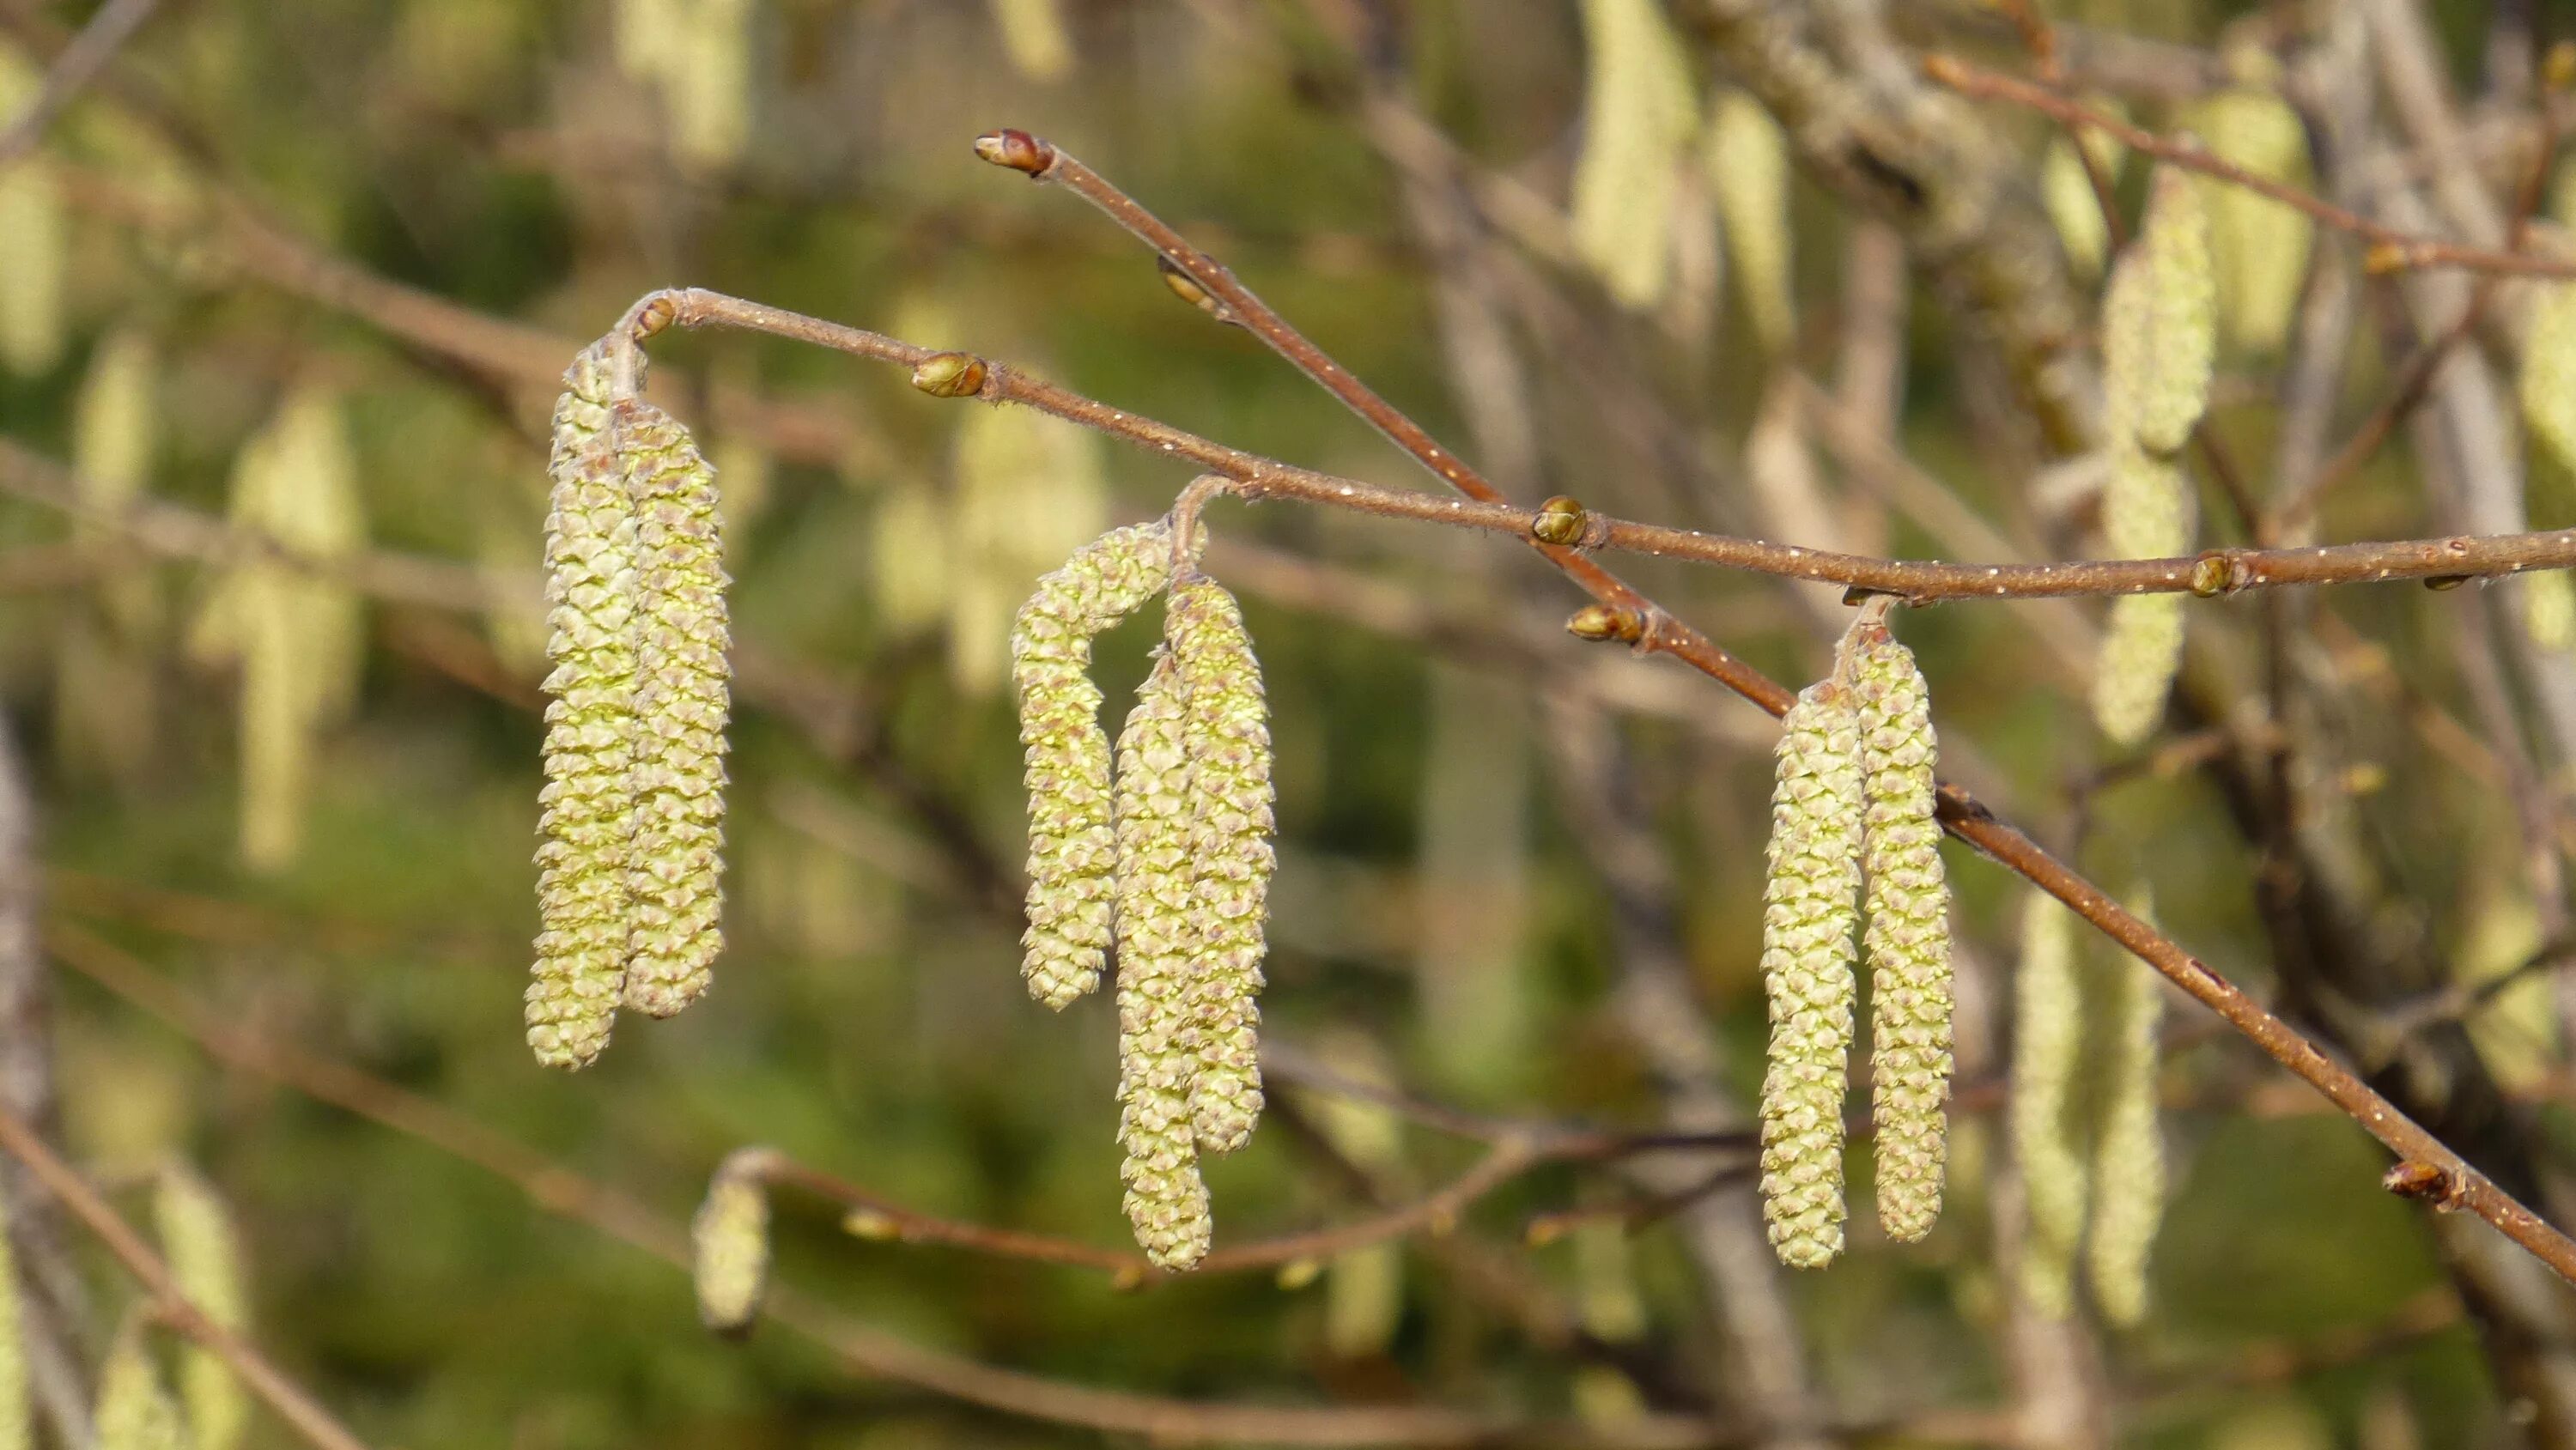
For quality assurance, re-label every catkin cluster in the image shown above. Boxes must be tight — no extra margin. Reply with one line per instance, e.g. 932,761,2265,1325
1756,613,1954,1268
2010,888,2168,1325
528,345,733,1070
2092,166,2214,747
1010,524,1277,1271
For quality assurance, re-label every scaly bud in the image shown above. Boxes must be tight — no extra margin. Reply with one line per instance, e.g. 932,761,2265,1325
909,352,987,398
1112,652,1213,1269
1167,578,1275,1154
1845,621,1953,1244
2085,890,2166,1327
155,1166,248,1450
614,400,732,1018
529,346,638,1068
974,128,1054,175
1013,522,1177,1008
2010,890,2087,1318
1532,495,1590,547
1757,681,1864,1268
2102,167,2216,456
693,1165,770,1335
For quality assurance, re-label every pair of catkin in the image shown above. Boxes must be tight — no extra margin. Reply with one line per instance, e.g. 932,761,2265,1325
2012,889,2166,1325
1758,613,1953,1269
1012,525,1275,1270
2092,166,2215,748
528,343,732,1070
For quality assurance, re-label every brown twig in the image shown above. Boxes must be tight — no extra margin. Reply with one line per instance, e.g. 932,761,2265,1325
0,1101,376,1450
0,0,166,167
1923,52,2576,279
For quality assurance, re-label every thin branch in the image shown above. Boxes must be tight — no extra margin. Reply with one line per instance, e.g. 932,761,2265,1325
0,1102,376,1450
647,288,2576,602
1923,52,2576,279
0,0,165,167
45,925,2013,1448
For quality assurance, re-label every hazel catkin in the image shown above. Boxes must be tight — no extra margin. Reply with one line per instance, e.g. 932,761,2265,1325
1849,622,1954,1244
2009,889,2088,1318
528,346,639,1069
1012,521,1177,1009
1756,680,1864,1269
1166,578,1274,1156
1111,652,1213,1270
615,399,732,1018
154,1166,249,1450
692,1165,771,1335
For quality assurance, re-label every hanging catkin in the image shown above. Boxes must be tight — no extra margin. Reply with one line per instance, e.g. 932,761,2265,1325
614,400,731,1018
2526,279,2576,476
1111,652,1213,1270
1012,521,1176,1008
692,1162,770,1334
0,46,63,379
1756,680,1864,1269
1708,90,1795,355
2191,85,2313,356
1570,0,1698,310
1849,621,1953,1243
2041,137,2110,282
1167,578,1273,1155
0,1193,22,1450
154,1167,248,1450
2084,889,2166,1326
93,1316,185,1450
58,326,166,783
529,346,636,1069
2009,889,2087,1318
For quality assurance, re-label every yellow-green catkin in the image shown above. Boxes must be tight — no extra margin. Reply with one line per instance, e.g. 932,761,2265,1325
93,1317,186,1450
1848,622,1953,1243
2009,889,2087,1318
2191,86,2313,356
1569,1217,1649,1424
614,400,731,1018
0,1193,23,1450
1570,0,1698,311
2041,138,2110,282
693,1165,770,1334
1757,681,1864,1269
1309,1046,1403,1357
989,0,1073,80
58,326,167,782
2083,889,2166,1327
1167,579,1273,1155
1111,653,1212,1270
1011,521,1176,1009
154,1167,247,1450
191,386,368,871
2529,573,2576,652
529,345,636,1069
951,402,1109,695
0,46,63,379
2092,592,2186,746
2102,167,2216,458
2526,279,2576,476
1708,90,1795,355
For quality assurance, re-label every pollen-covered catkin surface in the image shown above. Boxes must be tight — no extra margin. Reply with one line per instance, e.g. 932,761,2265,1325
1012,521,1176,1009
2010,890,2088,1318
614,400,732,1018
528,345,637,1069
1167,578,1274,1156
2101,166,2215,456
1757,680,1864,1270
692,1169,770,1335
2087,899,2167,1327
1850,624,1953,1244
1112,652,1213,1270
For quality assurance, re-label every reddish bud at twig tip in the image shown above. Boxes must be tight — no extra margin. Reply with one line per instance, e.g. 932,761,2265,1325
973,129,1054,175
910,352,987,398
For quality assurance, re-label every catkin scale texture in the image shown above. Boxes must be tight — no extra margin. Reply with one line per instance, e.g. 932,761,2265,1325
529,346,637,1068
1757,681,1863,1269
2085,915,2166,1326
2101,167,2215,457
1852,626,1953,1243
1012,522,1176,1008
1112,652,1213,1269
615,399,732,1018
1167,579,1273,1155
